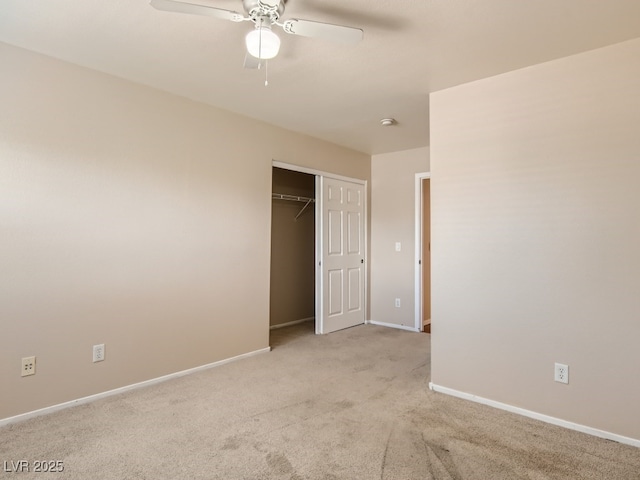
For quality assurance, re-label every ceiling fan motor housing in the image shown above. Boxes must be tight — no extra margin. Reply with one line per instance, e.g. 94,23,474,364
243,0,286,23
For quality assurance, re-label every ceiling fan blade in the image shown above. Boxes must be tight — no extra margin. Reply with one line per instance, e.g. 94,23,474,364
149,0,245,22
282,18,363,44
243,53,261,69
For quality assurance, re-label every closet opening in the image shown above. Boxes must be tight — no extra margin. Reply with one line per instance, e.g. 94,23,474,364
269,166,316,347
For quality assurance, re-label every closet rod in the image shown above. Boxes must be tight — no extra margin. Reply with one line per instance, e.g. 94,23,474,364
272,193,315,203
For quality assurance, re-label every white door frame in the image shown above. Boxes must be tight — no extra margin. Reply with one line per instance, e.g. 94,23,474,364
414,172,431,331
272,160,368,334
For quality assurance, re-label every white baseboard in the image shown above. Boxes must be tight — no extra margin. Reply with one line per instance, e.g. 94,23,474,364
270,317,314,330
366,320,421,333
0,347,271,428
429,383,640,449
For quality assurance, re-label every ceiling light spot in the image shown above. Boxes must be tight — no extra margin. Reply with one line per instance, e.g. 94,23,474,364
246,23,281,59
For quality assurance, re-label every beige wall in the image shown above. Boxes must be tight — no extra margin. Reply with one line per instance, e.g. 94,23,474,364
370,147,429,328
270,168,315,327
430,38,640,440
0,42,369,420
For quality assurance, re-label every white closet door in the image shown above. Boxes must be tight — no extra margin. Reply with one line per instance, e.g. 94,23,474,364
317,176,365,334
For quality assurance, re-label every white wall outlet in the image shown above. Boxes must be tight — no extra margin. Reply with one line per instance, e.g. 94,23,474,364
395,242,401,252
21,356,36,377
93,344,105,363
395,298,401,308
554,363,569,384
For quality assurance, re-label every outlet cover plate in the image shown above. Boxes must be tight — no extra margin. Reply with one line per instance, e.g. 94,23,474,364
21,356,36,377
554,363,569,384
93,344,105,363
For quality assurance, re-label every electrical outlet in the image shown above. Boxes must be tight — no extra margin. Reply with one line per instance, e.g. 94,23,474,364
554,363,569,384
21,356,36,377
93,344,105,363
395,242,401,252
395,298,401,308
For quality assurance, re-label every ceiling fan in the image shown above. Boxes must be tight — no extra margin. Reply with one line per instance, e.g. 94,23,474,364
150,0,364,67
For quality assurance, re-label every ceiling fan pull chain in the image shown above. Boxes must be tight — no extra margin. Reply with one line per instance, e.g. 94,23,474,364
265,60,269,87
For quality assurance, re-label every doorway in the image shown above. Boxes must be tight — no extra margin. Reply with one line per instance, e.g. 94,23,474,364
270,162,368,340
414,173,431,333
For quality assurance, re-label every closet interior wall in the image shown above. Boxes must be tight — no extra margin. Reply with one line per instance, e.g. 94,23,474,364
270,167,315,328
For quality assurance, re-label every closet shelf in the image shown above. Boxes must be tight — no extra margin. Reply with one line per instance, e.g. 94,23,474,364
272,193,315,220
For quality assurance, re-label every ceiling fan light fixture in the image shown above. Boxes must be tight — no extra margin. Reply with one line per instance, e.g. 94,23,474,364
245,24,281,59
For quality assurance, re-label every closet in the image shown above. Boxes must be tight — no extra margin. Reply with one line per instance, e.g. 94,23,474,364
269,167,316,330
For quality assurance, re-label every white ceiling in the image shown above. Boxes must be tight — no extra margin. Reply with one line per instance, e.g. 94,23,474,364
2,0,640,155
